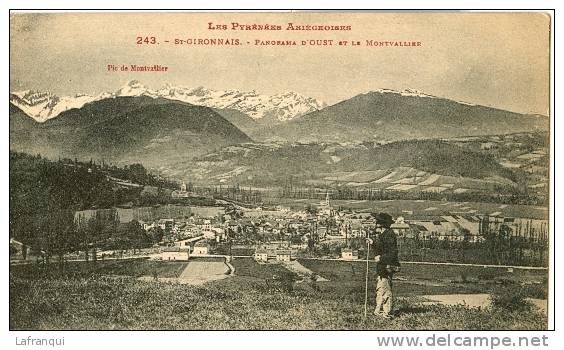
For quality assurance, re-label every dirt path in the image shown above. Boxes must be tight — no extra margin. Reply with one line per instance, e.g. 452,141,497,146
138,260,231,285
177,260,230,285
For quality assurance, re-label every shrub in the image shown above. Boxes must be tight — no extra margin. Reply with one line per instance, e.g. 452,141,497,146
459,272,469,283
521,283,548,299
477,269,498,280
265,274,295,293
490,287,532,312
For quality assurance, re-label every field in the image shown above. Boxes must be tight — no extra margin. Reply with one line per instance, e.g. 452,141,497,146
298,259,548,299
266,198,547,220
231,257,298,280
9,258,548,330
10,258,189,279
176,258,230,285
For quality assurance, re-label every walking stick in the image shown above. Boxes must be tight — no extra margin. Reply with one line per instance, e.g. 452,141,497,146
364,235,371,319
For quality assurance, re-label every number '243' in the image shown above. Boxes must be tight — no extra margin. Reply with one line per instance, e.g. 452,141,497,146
136,36,157,44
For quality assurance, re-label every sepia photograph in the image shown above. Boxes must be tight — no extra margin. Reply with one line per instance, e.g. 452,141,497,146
8,11,552,331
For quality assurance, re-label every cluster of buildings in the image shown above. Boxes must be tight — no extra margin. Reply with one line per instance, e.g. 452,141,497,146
253,248,292,262
68,184,548,264
158,240,211,261
141,217,228,243
171,182,197,199
402,214,548,243
244,193,549,263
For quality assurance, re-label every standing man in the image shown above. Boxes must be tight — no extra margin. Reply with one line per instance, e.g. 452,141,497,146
372,213,400,319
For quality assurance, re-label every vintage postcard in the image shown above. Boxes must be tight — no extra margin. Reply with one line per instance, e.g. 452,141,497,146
9,11,552,331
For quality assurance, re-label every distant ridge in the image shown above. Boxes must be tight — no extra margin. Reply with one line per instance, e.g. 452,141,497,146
256,90,549,142
9,96,253,167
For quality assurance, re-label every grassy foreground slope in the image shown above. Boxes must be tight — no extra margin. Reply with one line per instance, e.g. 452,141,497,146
10,276,546,330
10,259,547,330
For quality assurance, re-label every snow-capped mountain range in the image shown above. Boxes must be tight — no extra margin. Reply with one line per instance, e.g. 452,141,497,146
10,80,327,123
155,84,326,122
10,91,103,123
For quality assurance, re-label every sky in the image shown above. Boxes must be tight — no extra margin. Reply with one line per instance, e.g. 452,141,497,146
10,12,551,115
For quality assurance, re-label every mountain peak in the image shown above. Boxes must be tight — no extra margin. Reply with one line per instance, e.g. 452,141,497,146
11,90,33,99
10,89,94,123
367,88,438,99
126,79,142,86
366,88,483,107
152,84,325,121
116,80,150,97
400,88,437,98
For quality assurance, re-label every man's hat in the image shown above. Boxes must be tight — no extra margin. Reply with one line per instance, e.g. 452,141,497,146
374,212,394,229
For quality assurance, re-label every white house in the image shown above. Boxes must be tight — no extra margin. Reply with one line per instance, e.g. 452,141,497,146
193,242,210,255
391,216,410,237
10,238,29,261
203,230,216,239
341,248,359,261
161,246,190,261
212,227,226,241
275,250,291,262
254,249,269,262
140,221,155,231
202,219,212,231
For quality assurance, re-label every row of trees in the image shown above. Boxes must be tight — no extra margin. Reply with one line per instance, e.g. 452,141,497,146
276,183,546,206
397,233,548,267
188,181,543,208
295,229,547,267
288,218,548,267
10,209,157,268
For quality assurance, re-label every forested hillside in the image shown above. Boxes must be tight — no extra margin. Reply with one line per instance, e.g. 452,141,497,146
9,152,176,246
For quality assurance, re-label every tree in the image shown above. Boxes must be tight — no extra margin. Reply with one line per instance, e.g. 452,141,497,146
307,236,315,252
10,245,18,257
128,163,148,183
148,226,164,244
31,210,76,269
127,220,150,252
498,224,513,264
459,228,472,261
305,204,318,216
86,215,110,262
